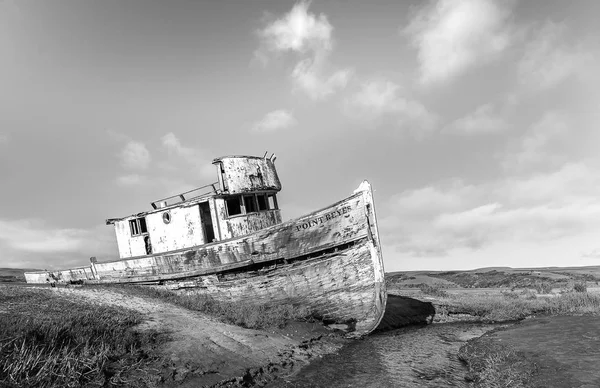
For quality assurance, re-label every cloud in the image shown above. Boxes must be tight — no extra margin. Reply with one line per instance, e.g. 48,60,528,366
120,141,150,170
404,0,515,85
291,56,352,100
162,132,195,160
0,218,91,254
0,218,118,269
251,109,297,133
502,111,568,171
581,249,600,259
256,1,351,100
0,133,7,144
344,79,437,135
443,103,506,135
518,21,590,91
160,132,215,179
258,1,332,55
380,162,600,257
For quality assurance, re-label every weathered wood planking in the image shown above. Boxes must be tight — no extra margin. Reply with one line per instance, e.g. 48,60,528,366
24,182,387,336
168,239,386,335
85,192,369,283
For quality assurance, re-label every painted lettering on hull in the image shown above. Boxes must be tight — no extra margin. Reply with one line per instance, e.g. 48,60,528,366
294,206,352,232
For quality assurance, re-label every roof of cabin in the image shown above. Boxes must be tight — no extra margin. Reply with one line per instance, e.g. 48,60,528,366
212,154,275,163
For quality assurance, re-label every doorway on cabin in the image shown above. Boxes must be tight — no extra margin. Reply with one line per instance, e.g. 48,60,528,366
199,202,215,243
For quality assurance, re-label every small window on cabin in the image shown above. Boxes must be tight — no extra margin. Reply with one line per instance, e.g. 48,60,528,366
226,196,242,216
244,195,257,213
129,217,148,236
129,220,139,236
139,217,148,233
267,194,278,210
257,194,268,211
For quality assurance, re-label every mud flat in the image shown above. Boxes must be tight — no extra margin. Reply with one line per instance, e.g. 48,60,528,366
40,286,348,387
460,316,600,387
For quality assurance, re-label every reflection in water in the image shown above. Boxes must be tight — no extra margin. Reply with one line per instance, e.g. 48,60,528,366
269,323,503,388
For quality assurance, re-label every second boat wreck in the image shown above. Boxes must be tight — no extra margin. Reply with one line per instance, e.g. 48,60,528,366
25,154,387,336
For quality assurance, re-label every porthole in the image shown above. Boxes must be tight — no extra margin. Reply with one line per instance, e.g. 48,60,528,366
162,211,171,224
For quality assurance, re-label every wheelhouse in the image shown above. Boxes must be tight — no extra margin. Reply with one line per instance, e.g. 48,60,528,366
106,154,282,259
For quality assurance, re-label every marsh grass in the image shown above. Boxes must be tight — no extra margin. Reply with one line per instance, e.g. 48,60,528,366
418,283,449,298
0,287,162,387
101,285,313,330
459,339,536,388
430,289,600,323
452,291,600,387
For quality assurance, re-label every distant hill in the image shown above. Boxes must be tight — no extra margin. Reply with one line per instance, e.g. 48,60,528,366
386,265,600,289
0,268,41,283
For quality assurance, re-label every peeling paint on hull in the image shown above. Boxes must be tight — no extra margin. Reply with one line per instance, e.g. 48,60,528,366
24,181,386,336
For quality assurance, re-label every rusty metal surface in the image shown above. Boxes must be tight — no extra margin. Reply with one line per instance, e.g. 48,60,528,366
216,156,281,194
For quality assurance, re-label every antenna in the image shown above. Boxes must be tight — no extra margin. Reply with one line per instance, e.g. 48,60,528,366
263,151,268,159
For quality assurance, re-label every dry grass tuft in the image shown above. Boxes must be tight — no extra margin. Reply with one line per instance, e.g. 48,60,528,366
459,338,536,388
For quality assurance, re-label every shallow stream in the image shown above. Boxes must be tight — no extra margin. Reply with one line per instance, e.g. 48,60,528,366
268,322,506,388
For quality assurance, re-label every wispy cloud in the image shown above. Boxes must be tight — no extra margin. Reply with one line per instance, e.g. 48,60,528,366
120,141,150,170
0,218,118,269
256,1,351,100
518,20,590,91
251,109,297,133
0,218,95,254
502,111,568,171
581,249,600,259
160,132,215,179
380,162,600,257
404,0,515,86
291,56,352,100
344,79,437,136
443,103,506,135
0,133,7,144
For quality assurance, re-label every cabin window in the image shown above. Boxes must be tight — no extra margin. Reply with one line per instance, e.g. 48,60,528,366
243,195,257,213
129,217,148,236
225,196,242,216
257,194,268,211
162,211,171,224
224,193,278,218
267,194,278,210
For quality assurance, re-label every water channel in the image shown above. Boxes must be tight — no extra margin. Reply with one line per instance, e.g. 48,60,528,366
268,322,506,388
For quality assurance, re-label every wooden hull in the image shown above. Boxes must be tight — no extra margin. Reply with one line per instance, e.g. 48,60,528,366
25,182,387,335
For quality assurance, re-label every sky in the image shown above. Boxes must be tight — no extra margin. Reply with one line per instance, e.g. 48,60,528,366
1,0,599,272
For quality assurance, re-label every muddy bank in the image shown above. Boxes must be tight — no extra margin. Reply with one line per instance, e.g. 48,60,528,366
460,316,600,387
47,286,348,387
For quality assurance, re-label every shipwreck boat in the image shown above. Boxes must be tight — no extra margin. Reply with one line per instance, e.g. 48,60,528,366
25,154,387,335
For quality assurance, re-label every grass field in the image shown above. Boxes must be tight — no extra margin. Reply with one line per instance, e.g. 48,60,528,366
0,286,163,387
4,265,600,387
0,285,316,387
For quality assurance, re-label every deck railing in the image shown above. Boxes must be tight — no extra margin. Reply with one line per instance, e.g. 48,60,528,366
150,182,219,209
